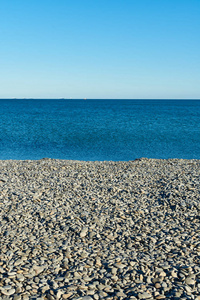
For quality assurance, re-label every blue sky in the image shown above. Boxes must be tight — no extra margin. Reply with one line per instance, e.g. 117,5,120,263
0,0,200,99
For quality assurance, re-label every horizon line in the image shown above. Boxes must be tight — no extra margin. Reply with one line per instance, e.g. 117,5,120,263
0,98,200,100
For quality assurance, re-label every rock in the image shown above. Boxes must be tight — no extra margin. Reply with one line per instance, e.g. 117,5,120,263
114,262,126,269
13,295,22,300
138,292,152,299
1,288,16,295
185,275,196,285
0,159,200,300
56,290,63,299
116,291,127,297
80,227,88,238
62,293,73,299
33,265,45,275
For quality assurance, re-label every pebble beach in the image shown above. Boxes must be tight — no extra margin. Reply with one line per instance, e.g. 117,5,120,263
0,158,200,300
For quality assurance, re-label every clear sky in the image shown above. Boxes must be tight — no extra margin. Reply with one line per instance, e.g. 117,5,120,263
0,0,200,99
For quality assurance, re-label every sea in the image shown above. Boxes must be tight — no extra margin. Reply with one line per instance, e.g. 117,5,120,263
0,99,200,161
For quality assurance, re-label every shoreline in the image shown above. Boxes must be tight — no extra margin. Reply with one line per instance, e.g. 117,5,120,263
1,157,200,161
0,158,200,299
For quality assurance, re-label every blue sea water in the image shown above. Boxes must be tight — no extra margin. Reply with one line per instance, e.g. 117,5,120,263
0,99,200,161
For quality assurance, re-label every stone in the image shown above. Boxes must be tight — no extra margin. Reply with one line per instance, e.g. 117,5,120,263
80,228,88,238
185,275,196,285
62,293,73,299
1,288,16,295
138,292,152,299
0,159,200,300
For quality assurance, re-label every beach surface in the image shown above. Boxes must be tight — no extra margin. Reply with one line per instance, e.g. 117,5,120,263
0,158,200,300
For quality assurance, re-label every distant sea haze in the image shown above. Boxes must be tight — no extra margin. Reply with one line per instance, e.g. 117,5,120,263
0,99,200,161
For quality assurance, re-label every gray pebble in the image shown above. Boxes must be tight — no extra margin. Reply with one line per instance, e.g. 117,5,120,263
0,158,200,299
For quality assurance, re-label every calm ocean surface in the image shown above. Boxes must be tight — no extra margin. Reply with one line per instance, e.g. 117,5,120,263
0,99,200,161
